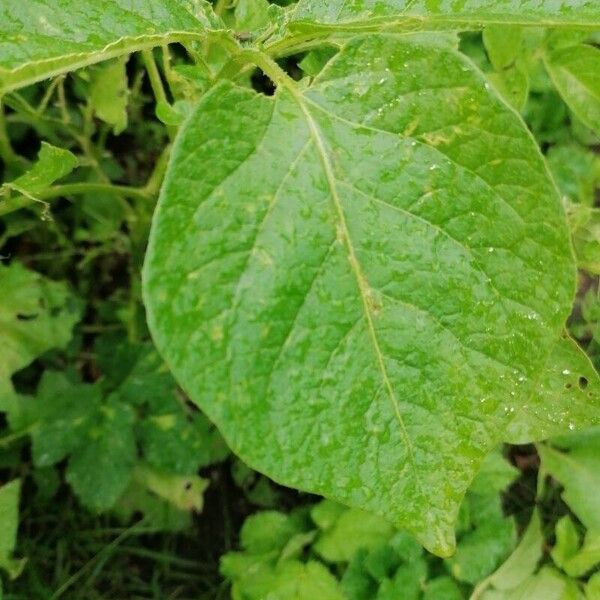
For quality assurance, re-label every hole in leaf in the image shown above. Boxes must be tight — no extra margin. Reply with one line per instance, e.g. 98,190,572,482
16,313,38,321
578,376,589,390
251,68,276,96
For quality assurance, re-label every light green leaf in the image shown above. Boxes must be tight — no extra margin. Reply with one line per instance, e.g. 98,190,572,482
0,480,24,580
144,36,577,555
551,516,581,572
113,481,192,532
468,449,519,496
291,1,600,30
483,26,523,71
538,427,600,531
89,58,129,134
487,510,543,592
568,205,600,275
0,0,218,95
2,142,77,198
240,511,303,555
234,0,271,33
0,262,81,403
224,559,346,600
545,44,600,135
546,144,600,206
132,464,209,512
586,572,600,600
314,508,395,563
562,529,600,578
505,336,600,444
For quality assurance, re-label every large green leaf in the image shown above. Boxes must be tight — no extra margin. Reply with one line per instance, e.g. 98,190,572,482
291,1,600,30
144,36,578,555
0,0,217,95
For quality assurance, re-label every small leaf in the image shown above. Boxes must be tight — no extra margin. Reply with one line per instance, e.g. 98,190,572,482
240,511,303,555
551,516,581,572
545,44,600,134
133,464,209,512
483,26,523,71
562,529,600,578
313,508,395,563
586,572,600,599
66,399,136,511
3,142,77,197
0,480,25,580
27,372,101,467
538,428,600,531
422,576,463,600
89,58,129,134
487,510,543,592
0,262,81,402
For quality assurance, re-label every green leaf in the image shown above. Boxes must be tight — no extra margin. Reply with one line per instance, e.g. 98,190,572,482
562,530,600,578
89,58,129,134
144,36,577,555
2,142,77,197
551,516,581,572
0,0,218,94
291,1,600,29
0,480,24,580
568,205,600,275
505,336,600,444
240,511,304,555
376,559,427,600
113,481,192,532
483,26,523,71
546,144,600,206
545,44,600,135
132,464,209,512
26,372,101,467
487,62,529,111
538,428,600,531
0,262,80,402
422,576,463,600
486,510,543,592
586,572,600,600
66,398,136,511
314,507,395,563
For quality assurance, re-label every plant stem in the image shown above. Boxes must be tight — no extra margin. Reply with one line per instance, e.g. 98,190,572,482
141,49,169,106
0,99,21,166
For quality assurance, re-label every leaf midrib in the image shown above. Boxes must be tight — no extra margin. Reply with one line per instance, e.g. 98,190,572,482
280,81,419,478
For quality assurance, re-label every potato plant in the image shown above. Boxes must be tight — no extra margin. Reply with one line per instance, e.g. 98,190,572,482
1,1,600,595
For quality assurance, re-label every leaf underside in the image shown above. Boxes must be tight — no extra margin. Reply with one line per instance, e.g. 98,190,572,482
144,34,582,555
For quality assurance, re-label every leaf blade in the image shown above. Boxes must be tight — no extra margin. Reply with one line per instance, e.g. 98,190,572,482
0,0,216,94
144,37,577,555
